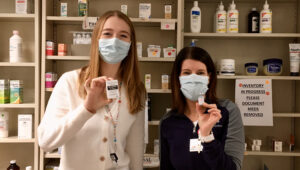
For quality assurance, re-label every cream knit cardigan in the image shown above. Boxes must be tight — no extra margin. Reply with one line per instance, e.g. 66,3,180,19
38,70,145,170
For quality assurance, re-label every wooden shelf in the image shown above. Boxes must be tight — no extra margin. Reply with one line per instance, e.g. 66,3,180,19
0,62,35,67
139,57,175,62
184,33,300,38
46,16,84,22
47,88,172,94
217,75,300,80
273,113,300,118
0,13,35,21
46,55,90,60
130,18,177,23
0,136,35,143
45,152,61,158
147,89,171,93
244,151,300,157
47,56,175,62
46,16,177,23
0,103,37,108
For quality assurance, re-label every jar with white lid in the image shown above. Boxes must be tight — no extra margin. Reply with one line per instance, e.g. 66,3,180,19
220,59,235,75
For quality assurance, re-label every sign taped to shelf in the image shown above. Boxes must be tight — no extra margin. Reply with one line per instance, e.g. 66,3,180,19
161,20,175,30
83,17,99,30
235,79,273,126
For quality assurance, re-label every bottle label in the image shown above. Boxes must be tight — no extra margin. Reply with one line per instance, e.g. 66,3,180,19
217,13,226,33
228,12,238,32
247,67,257,73
261,12,272,32
267,64,281,73
252,16,259,32
192,11,200,15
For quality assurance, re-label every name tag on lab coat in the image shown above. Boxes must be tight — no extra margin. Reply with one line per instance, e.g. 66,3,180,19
190,139,203,153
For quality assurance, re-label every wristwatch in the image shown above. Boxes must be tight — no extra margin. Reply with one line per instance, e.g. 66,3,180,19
199,132,215,143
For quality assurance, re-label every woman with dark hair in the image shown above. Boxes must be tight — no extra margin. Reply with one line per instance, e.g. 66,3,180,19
160,47,244,170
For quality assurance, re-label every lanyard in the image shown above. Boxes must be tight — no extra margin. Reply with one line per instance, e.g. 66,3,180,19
104,83,122,165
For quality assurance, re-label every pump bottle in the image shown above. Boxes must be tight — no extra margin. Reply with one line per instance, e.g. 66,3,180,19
260,0,272,33
227,0,239,33
190,1,201,33
215,1,226,33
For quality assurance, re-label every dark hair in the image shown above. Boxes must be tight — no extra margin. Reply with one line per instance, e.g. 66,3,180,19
170,47,218,114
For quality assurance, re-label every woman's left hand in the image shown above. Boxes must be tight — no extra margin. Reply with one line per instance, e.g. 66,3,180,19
196,102,222,137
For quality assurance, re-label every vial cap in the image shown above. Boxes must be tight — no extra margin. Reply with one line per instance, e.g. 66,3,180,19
10,160,16,164
13,30,19,35
252,8,257,11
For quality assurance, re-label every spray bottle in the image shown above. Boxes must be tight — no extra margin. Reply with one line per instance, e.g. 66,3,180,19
215,1,227,33
227,0,239,33
260,0,272,33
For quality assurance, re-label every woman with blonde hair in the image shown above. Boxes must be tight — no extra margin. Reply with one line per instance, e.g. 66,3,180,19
38,10,146,170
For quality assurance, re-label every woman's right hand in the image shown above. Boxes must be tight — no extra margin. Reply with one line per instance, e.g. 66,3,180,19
84,76,112,114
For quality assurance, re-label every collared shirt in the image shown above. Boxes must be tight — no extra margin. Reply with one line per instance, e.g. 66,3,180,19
160,100,244,170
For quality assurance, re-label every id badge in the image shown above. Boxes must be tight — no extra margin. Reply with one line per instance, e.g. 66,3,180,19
189,139,203,153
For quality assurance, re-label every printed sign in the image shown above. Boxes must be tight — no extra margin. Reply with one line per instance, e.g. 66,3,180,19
161,20,175,30
83,17,99,30
235,79,273,126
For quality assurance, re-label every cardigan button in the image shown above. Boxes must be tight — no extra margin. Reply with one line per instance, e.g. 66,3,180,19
100,156,105,161
103,137,108,143
104,116,109,121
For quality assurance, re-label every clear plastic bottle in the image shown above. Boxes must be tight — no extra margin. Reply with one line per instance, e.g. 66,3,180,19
9,30,23,63
227,0,239,33
7,160,20,170
190,1,201,33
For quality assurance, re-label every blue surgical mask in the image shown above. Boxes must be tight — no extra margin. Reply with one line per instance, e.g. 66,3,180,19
98,38,131,64
179,74,209,102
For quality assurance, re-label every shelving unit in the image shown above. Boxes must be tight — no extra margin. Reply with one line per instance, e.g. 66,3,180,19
38,0,300,170
0,0,40,170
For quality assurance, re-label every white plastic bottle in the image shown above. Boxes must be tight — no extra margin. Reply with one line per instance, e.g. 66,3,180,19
26,166,32,170
9,30,23,63
215,1,227,33
190,1,201,33
0,111,9,138
227,0,239,33
260,0,272,33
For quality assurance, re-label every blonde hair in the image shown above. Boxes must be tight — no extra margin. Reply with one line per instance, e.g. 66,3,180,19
78,10,146,114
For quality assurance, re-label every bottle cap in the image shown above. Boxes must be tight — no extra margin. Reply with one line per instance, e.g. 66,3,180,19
194,1,198,7
13,30,19,35
10,160,16,164
219,1,224,10
252,8,257,11
229,0,236,10
263,0,269,9
26,166,32,170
